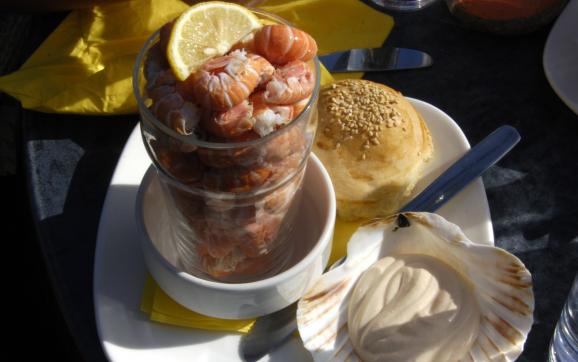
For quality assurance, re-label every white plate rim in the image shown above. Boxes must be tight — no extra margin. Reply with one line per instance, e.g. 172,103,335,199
93,98,494,362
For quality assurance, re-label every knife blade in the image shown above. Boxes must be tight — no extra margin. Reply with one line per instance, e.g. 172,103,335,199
240,125,521,361
319,47,433,72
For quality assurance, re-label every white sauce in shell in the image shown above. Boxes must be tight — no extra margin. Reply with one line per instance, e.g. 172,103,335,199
347,255,481,362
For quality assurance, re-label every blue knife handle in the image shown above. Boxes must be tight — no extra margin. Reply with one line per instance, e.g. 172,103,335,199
399,125,521,213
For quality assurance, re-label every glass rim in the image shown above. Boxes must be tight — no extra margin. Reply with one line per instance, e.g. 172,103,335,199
132,7,321,150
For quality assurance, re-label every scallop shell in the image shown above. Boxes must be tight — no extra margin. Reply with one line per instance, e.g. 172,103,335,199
296,212,534,362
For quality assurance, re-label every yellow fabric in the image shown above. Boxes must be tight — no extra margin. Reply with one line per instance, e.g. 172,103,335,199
328,218,364,266
0,0,392,114
0,1,189,114
140,276,255,332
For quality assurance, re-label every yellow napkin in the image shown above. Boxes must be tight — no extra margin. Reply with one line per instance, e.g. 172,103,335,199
140,275,256,332
0,0,392,114
136,0,392,333
0,1,189,114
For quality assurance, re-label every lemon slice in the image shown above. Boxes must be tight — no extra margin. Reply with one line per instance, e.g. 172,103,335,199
167,1,261,81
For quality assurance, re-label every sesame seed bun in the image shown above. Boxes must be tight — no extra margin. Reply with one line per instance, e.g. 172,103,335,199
313,79,433,221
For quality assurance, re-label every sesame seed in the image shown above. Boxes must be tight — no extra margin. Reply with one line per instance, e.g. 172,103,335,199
321,80,404,154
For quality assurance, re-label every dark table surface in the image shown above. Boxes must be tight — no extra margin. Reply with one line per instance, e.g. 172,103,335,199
4,1,578,361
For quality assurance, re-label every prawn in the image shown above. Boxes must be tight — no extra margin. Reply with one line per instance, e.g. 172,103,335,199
250,91,294,136
202,147,302,193
155,146,205,183
197,216,283,278
201,99,254,139
237,215,283,258
197,142,260,169
146,64,202,136
251,24,317,65
196,130,262,169
249,91,312,136
144,43,169,87
186,50,274,111
199,246,265,279
261,170,303,214
291,95,311,117
203,165,273,193
264,60,315,105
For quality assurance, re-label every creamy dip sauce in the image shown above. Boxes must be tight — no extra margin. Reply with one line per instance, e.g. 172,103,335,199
347,254,480,362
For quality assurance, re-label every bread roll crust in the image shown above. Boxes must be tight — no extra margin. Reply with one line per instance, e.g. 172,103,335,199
313,80,433,220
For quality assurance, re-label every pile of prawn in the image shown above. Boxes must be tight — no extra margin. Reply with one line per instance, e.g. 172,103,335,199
145,23,316,141
144,22,318,280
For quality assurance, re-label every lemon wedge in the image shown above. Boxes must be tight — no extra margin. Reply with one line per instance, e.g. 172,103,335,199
167,1,261,81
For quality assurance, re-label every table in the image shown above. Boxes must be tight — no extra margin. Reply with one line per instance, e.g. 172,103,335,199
7,2,578,361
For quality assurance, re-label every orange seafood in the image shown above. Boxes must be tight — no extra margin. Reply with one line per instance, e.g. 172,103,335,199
230,31,256,53
151,94,201,136
252,24,317,65
147,65,202,136
194,226,239,259
292,95,311,117
201,144,304,193
204,203,258,227
155,146,205,183
203,165,273,193
144,43,169,86
197,216,284,278
264,60,315,105
199,247,270,279
237,216,283,258
197,148,238,169
266,151,304,185
201,126,303,169
249,91,313,136
197,145,257,169
250,91,294,136
262,125,306,162
196,130,263,169
261,170,304,213
187,50,275,111
201,99,254,139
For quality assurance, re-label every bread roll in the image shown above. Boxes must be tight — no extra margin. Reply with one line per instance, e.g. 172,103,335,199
313,80,433,221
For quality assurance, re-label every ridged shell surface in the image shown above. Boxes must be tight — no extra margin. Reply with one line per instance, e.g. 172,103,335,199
296,212,533,362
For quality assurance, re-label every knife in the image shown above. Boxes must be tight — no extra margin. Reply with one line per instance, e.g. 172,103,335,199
240,125,521,361
319,47,433,72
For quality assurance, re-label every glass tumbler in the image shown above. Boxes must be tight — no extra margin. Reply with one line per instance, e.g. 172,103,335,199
550,274,578,362
133,10,320,283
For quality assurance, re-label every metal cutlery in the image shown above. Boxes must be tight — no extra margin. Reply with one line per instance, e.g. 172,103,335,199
319,46,433,72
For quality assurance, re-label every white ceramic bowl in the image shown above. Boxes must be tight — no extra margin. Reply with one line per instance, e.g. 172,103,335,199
135,153,336,319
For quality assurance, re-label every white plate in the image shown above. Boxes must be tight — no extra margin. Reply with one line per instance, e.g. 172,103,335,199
544,0,578,115
93,98,494,362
